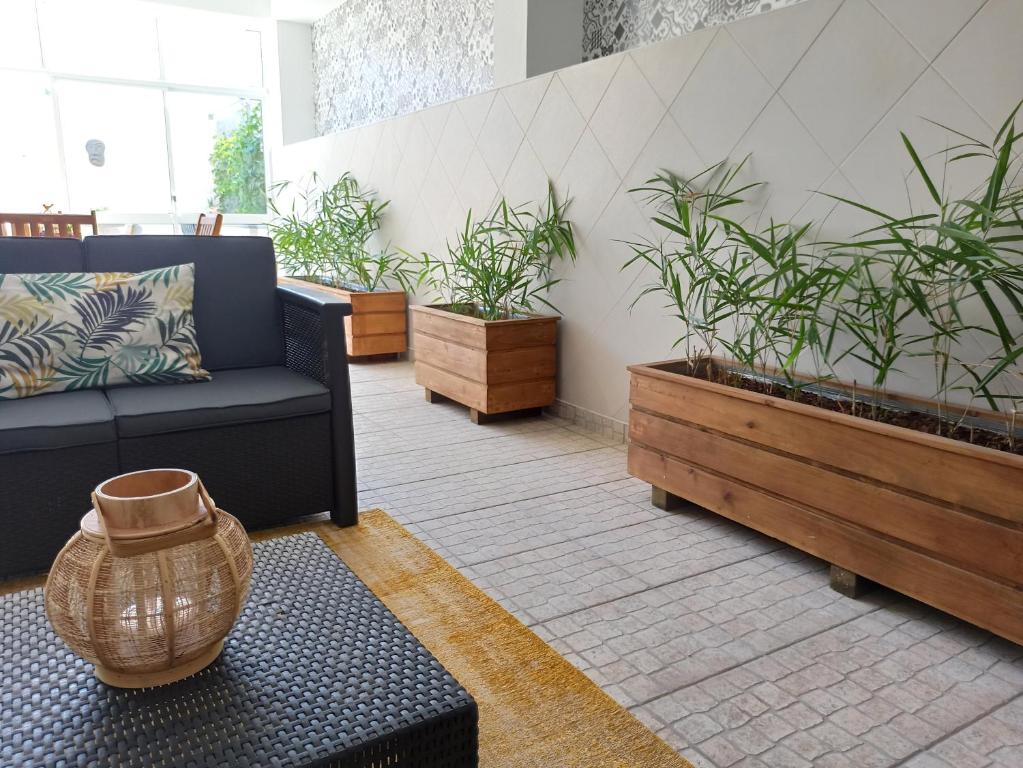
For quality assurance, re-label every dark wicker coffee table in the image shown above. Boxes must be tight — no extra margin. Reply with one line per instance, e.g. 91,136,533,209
0,533,478,767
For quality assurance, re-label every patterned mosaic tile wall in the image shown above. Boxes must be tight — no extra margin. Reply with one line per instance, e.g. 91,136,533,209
583,0,808,59
313,0,495,135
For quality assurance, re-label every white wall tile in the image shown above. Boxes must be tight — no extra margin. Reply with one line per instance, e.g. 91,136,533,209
840,67,992,218
477,93,525,184
528,76,588,178
502,140,550,206
368,121,404,189
394,117,435,192
350,123,384,180
556,128,622,237
670,29,774,164
732,95,836,223
558,52,623,121
421,154,458,235
622,113,705,192
781,0,928,164
630,26,717,108
728,0,841,87
870,0,986,61
933,0,1023,130
590,55,668,177
457,89,497,142
420,102,453,147
502,73,553,132
436,107,475,183
456,148,499,219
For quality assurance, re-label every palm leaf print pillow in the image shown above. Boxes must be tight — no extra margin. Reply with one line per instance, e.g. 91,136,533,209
0,264,210,399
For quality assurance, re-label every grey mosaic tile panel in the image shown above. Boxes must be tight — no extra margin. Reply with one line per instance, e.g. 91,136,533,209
313,0,495,135
583,0,809,60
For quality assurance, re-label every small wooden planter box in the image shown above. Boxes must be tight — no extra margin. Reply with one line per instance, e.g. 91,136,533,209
628,359,1023,644
411,304,558,423
279,276,407,358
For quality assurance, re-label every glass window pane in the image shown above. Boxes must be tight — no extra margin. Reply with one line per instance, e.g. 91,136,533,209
57,80,172,214
38,0,160,80
167,93,266,214
0,73,66,212
159,16,263,89
0,1,42,68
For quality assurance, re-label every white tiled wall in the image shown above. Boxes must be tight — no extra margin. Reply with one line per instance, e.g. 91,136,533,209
273,0,1021,425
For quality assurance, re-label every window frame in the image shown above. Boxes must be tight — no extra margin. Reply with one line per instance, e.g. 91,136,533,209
0,1,270,228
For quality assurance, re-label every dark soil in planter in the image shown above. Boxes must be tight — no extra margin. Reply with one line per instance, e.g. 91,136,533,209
292,276,376,293
661,360,1023,456
436,303,533,321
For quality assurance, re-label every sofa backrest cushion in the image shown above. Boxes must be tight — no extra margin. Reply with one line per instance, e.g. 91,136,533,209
0,237,86,273
84,236,283,370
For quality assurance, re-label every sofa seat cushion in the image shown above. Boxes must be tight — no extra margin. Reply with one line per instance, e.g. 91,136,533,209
105,366,330,438
0,390,116,454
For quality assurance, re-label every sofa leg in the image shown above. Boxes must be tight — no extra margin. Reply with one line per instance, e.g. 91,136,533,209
830,565,875,599
651,485,687,511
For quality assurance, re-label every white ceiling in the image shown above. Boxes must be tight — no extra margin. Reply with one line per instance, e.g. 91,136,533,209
140,0,340,24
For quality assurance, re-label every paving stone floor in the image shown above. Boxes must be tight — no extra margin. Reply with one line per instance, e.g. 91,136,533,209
352,361,1023,768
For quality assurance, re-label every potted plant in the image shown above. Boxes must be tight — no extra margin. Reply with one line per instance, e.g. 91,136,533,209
412,186,576,423
623,109,1023,643
269,172,415,359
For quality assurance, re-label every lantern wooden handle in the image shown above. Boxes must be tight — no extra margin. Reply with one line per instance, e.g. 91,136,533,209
197,481,219,526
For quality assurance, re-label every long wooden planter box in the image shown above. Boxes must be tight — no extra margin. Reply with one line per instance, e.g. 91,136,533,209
279,276,407,357
628,359,1023,644
411,304,558,421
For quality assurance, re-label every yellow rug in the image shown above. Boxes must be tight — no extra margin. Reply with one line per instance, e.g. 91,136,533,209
317,509,692,768
6,511,691,767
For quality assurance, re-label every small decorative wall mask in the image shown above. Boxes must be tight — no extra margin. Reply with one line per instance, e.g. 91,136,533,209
85,139,106,167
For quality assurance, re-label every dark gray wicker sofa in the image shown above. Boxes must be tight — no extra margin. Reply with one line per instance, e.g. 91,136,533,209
0,235,357,578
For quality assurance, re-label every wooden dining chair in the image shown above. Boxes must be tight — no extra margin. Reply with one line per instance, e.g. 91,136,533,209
195,212,223,236
0,211,99,239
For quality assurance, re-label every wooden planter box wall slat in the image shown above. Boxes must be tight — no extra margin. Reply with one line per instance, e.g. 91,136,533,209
411,305,558,415
628,359,1023,645
279,277,407,357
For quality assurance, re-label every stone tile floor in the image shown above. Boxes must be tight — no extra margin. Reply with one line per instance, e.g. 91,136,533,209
352,360,1023,768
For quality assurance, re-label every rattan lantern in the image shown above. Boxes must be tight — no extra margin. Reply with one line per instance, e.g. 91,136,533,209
45,469,253,688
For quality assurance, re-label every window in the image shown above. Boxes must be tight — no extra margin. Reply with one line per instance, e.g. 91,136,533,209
0,1,268,224
166,94,266,213
159,16,263,89
0,1,42,68
0,73,63,211
58,81,172,214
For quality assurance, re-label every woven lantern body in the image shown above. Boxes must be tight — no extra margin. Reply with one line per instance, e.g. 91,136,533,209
45,469,253,688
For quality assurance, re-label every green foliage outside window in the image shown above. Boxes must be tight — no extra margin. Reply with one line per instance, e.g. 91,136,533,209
209,101,266,214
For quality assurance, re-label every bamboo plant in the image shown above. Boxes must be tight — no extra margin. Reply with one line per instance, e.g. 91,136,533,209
268,172,416,292
625,104,1023,446
417,185,577,320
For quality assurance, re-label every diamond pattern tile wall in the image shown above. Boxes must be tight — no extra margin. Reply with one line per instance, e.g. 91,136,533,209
275,0,1021,429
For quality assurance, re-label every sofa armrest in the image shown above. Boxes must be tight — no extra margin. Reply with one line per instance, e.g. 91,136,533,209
277,284,358,525
278,284,352,385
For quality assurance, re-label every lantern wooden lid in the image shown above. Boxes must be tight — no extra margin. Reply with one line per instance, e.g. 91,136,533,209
91,469,205,539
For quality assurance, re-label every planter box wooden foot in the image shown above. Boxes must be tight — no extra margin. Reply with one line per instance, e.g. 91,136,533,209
424,388,450,404
412,305,558,423
470,407,542,425
349,352,403,364
628,358,1023,645
279,277,408,358
829,565,876,599
651,485,688,512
